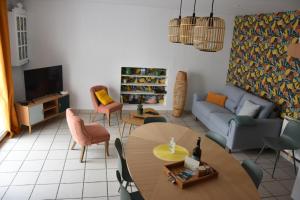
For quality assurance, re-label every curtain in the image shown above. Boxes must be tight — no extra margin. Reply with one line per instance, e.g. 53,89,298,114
0,0,20,137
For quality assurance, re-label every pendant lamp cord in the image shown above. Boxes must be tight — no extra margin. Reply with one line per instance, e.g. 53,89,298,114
179,0,183,19
209,0,215,26
192,0,197,23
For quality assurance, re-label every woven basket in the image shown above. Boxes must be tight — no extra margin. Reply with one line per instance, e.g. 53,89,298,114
168,18,181,43
193,17,225,52
172,71,187,117
180,16,196,45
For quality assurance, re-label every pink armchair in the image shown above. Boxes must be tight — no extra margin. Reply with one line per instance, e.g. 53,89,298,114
90,85,123,126
66,108,110,162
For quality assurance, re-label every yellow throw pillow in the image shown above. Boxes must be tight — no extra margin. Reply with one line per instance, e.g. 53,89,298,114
206,91,228,107
95,90,113,105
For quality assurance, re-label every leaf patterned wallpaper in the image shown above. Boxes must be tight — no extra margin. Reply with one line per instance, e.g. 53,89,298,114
227,10,300,119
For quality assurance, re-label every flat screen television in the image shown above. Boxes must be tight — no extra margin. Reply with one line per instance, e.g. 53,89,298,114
24,65,63,101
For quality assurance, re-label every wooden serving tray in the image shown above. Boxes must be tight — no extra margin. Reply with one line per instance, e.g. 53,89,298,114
164,161,218,189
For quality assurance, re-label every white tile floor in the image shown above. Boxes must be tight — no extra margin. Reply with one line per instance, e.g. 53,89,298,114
0,110,297,200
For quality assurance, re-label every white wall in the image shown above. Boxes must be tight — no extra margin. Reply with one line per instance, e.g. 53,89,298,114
12,0,297,110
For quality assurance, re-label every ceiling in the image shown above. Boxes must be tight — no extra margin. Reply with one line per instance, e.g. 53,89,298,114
10,0,300,15
85,0,300,15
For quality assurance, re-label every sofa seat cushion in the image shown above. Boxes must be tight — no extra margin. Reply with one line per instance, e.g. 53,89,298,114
194,101,231,117
236,93,275,119
223,85,246,113
209,112,235,136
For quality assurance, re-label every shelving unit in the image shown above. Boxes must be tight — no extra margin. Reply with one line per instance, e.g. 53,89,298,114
16,94,69,133
120,67,167,105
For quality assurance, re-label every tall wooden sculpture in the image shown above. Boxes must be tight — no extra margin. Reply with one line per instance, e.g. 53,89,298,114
172,71,187,117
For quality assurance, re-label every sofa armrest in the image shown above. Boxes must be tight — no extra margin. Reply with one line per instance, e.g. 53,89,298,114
193,93,206,102
227,118,283,151
228,116,256,126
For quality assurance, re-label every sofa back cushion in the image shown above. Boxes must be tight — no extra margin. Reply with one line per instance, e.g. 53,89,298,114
237,100,261,117
223,85,246,113
236,93,275,118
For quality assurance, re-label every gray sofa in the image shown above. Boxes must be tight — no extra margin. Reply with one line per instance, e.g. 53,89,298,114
192,85,282,151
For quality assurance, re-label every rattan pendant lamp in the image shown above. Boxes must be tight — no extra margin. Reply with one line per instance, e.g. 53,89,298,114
168,0,183,43
193,0,225,52
180,0,197,45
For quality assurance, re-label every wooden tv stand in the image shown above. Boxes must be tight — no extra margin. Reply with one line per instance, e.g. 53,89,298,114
16,94,69,133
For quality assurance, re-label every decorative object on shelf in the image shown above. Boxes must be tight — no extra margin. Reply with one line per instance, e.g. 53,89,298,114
193,0,225,52
125,67,132,75
8,3,29,66
137,103,143,115
168,0,183,43
172,71,187,117
180,0,197,45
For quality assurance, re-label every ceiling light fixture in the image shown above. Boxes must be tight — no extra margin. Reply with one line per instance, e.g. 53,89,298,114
168,0,183,43
180,0,197,45
193,0,225,52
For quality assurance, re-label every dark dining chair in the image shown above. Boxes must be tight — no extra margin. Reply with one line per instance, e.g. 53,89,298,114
116,170,144,200
144,117,167,124
241,160,263,188
115,138,134,190
255,119,300,177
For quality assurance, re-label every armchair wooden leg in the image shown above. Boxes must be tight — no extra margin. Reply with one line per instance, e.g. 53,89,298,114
121,122,126,139
70,141,76,150
116,112,121,135
91,111,97,122
128,124,133,135
105,141,110,158
103,114,106,127
108,113,111,126
120,110,122,120
80,146,86,163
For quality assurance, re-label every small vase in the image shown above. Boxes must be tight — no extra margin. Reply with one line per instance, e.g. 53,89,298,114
137,104,143,115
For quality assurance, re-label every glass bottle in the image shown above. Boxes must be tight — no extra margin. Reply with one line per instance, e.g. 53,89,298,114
192,137,202,162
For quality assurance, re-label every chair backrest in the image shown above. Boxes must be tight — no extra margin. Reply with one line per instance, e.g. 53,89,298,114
115,138,124,157
144,117,167,124
90,85,108,109
66,108,90,146
116,170,132,200
282,120,300,148
241,160,263,188
114,138,133,182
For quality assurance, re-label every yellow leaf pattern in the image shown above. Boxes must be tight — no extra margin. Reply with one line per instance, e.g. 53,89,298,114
227,11,300,119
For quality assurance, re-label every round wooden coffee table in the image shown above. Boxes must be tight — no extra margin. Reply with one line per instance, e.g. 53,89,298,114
126,123,260,200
